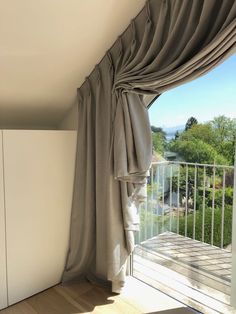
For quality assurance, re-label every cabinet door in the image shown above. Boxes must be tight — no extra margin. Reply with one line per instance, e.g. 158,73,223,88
0,131,8,310
3,130,76,305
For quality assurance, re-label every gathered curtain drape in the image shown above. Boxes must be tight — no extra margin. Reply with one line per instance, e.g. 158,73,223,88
63,0,236,292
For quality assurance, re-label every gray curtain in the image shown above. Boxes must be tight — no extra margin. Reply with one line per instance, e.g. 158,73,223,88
63,0,236,292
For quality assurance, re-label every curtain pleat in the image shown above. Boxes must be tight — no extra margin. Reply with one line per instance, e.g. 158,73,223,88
63,0,236,292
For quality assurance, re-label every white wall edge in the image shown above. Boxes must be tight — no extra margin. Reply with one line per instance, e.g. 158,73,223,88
0,130,8,309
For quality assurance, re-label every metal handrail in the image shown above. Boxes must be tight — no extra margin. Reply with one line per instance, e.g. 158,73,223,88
152,160,234,169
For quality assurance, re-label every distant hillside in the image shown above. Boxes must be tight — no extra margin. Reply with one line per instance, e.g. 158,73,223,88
163,125,185,133
163,125,185,141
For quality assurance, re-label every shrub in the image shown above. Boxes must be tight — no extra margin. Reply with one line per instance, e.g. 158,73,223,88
176,205,232,247
205,187,233,208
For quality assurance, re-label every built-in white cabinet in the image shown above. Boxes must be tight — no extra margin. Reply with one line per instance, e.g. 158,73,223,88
0,130,76,309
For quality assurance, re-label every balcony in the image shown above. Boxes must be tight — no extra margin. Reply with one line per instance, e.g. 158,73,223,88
133,161,235,313
1,160,235,314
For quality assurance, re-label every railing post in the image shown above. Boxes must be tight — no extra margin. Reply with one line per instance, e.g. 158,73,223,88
162,165,165,232
169,165,173,232
202,166,206,243
211,166,216,245
185,165,188,237
231,144,236,308
177,165,180,234
128,253,133,277
150,167,154,238
193,165,197,240
221,169,226,249
156,165,159,236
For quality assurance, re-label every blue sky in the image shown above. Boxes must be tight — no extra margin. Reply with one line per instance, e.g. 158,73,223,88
148,54,236,128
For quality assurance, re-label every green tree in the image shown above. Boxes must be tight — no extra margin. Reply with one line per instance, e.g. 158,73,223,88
151,125,166,154
152,132,165,154
175,130,180,140
211,115,236,142
169,116,235,165
169,139,228,165
180,123,216,147
210,116,236,165
185,117,198,131
151,125,166,135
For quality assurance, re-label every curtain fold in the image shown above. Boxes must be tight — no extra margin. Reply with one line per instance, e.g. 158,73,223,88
63,0,236,292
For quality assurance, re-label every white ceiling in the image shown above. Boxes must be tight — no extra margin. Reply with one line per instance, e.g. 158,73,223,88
0,0,145,128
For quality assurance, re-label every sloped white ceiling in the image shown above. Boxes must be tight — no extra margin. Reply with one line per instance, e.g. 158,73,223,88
0,0,145,128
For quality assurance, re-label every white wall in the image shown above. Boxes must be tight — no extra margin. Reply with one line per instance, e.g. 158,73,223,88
0,132,8,310
58,104,78,130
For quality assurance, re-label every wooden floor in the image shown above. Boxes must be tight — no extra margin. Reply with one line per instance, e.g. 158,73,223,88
133,232,236,314
0,277,197,314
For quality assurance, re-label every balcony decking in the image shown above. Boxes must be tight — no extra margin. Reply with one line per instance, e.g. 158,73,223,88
139,232,232,282
133,232,235,314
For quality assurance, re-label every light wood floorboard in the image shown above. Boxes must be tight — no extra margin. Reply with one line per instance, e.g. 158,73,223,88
0,277,197,314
